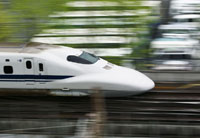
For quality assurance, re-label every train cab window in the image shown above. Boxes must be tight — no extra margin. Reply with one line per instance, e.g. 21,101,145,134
26,61,32,69
67,51,99,64
4,66,13,74
39,63,44,71
67,55,92,64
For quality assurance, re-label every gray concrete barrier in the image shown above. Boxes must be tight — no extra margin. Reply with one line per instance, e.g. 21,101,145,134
143,71,200,82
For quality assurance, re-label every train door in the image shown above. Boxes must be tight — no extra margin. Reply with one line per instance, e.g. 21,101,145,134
24,58,35,85
37,60,47,85
37,61,46,75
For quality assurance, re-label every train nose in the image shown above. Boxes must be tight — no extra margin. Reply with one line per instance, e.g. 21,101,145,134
114,67,155,94
134,73,155,92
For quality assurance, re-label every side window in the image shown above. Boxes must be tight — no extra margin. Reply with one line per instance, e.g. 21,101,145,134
4,66,13,74
26,61,32,69
39,63,43,71
5,59,10,62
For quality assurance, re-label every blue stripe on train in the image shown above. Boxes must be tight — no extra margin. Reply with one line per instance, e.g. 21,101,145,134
0,75,74,80
0,80,51,82
0,80,50,82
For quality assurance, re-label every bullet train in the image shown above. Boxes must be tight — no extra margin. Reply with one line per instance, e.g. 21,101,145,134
0,42,154,97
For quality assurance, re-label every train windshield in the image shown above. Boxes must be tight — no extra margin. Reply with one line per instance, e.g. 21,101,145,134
67,51,99,64
79,51,99,63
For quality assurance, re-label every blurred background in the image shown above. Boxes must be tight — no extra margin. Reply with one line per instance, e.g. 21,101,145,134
1,0,200,137
0,0,159,66
1,0,200,73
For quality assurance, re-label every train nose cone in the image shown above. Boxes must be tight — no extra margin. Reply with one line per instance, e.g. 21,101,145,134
136,74,155,92
113,67,155,94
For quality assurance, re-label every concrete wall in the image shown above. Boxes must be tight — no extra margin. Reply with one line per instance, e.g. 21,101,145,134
143,71,200,82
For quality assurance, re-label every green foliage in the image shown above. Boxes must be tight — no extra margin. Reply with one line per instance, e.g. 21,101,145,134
102,56,122,65
0,0,157,61
0,0,68,42
129,13,159,58
130,38,152,58
10,0,66,18
0,5,15,41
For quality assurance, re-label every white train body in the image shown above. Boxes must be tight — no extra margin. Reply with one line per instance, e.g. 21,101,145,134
0,42,154,97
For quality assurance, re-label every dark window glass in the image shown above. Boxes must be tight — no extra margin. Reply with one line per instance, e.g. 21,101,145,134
39,63,43,71
26,61,32,69
67,55,92,64
4,66,13,74
67,51,99,64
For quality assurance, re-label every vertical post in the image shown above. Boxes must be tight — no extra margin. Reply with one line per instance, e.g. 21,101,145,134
90,88,106,138
75,89,106,138
160,0,172,24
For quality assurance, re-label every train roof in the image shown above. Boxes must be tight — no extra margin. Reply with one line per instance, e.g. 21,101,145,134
0,42,61,54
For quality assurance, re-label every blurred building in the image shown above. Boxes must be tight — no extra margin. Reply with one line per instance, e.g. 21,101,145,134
150,0,200,71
